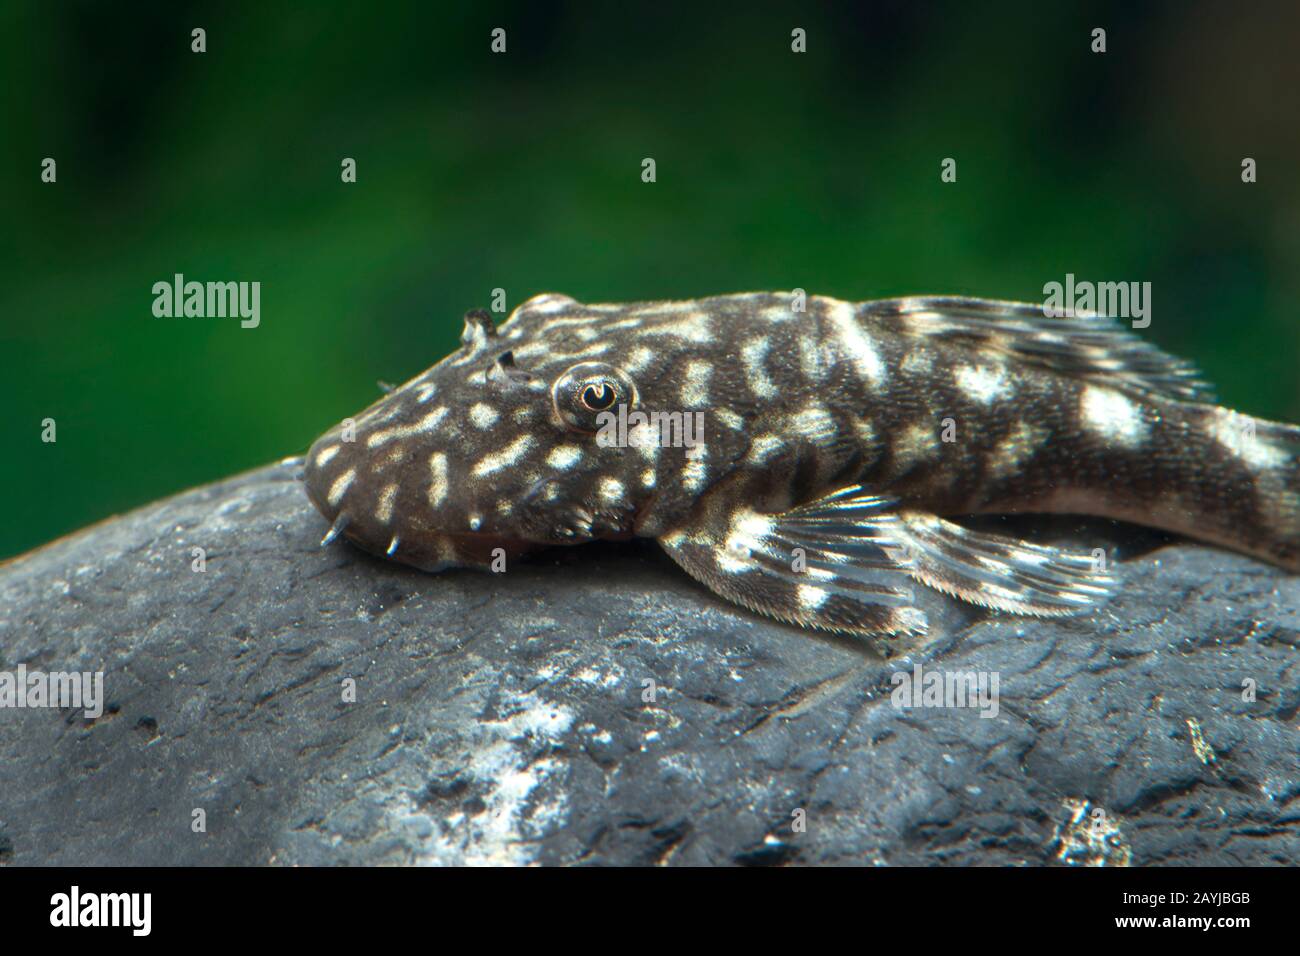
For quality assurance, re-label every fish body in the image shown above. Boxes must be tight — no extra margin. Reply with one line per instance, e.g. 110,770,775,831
304,292,1300,637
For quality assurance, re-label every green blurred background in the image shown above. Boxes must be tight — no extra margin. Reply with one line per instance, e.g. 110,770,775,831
3,0,1299,560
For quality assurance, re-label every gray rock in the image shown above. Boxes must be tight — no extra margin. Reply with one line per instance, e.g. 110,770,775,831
1,461,1297,865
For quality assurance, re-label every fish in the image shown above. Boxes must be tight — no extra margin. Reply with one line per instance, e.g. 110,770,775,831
302,292,1300,639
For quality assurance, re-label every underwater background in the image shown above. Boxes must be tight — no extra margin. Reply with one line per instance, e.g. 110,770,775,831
3,0,1298,560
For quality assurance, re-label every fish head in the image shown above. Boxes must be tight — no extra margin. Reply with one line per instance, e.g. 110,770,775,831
304,295,709,570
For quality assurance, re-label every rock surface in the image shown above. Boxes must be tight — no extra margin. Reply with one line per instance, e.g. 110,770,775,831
0,461,1297,866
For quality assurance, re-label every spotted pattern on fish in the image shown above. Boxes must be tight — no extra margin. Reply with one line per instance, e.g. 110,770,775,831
304,293,1300,639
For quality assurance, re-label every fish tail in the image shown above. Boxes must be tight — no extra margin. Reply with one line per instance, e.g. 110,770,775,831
1163,405,1300,571
977,396,1300,573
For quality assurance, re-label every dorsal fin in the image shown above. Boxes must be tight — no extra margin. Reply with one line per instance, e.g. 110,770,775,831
865,296,1216,403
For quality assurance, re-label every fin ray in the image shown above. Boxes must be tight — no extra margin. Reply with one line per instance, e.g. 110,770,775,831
658,483,1117,637
897,511,1116,616
658,486,926,637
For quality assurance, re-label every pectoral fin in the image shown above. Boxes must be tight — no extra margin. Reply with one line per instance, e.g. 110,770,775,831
658,484,1115,637
658,486,926,637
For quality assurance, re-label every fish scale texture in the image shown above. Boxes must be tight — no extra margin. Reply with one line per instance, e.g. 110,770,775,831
0,461,1297,865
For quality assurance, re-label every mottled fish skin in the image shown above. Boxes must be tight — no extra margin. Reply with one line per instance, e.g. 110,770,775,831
304,292,1300,638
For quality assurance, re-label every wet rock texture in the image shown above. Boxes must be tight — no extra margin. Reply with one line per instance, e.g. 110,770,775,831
1,461,1297,865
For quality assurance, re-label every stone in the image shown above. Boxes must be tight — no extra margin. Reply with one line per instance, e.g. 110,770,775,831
0,461,1296,865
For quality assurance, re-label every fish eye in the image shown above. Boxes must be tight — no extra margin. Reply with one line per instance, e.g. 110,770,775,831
581,383,616,411
552,362,638,433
